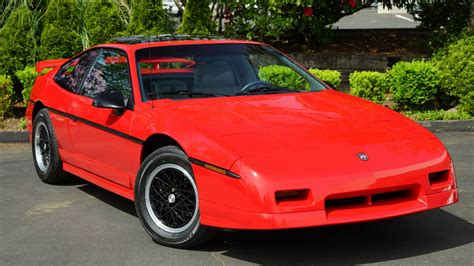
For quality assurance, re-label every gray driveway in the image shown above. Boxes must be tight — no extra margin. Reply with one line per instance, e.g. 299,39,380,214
1,132,473,265
333,7,420,29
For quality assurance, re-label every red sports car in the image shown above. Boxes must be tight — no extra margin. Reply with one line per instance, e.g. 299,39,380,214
26,35,458,248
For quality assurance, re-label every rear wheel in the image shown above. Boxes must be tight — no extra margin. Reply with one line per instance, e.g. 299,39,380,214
32,108,64,184
135,146,212,248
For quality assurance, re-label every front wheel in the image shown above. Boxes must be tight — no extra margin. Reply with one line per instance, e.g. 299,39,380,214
32,108,64,184
134,146,212,248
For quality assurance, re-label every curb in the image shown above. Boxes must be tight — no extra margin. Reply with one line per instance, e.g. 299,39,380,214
416,120,474,133
0,131,29,143
1,120,473,143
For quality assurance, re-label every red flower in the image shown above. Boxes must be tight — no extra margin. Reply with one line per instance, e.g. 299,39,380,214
303,7,313,17
348,0,357,8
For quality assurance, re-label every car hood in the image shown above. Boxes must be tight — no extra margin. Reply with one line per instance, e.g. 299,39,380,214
159,90,434,157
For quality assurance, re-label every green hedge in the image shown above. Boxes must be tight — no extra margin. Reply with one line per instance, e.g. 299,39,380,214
258,65,307,90
432,34,474,114
388,60,441,110
0,75,14,120
308,69,341,89
349,71,387,104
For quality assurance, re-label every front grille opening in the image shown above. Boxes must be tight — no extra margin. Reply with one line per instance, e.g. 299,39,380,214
325,196,366,209
275,189,309,204
429,170,449,186
372,189,412,204
325,187,418,212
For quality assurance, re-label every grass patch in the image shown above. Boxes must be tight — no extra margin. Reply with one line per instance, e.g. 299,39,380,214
402,110,473,121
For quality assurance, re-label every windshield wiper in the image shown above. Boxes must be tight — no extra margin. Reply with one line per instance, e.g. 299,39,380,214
159,90,230,97
236,86,299,95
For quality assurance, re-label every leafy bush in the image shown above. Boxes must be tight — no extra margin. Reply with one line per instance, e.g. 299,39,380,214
388,61,441,110
403,110,472,121
432,34,474,114
16,66,39,105
20,117,27,129
258,65,307,90
308,69,341,89
177,0,214,35
39,0,82,59
0,75,14,119
125,0,171,35
349,71,388,104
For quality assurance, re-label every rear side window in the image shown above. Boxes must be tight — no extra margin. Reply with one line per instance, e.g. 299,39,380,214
54,49,99,93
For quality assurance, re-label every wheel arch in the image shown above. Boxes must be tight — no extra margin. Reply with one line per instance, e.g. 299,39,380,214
32,101,45,121
140,133,186,163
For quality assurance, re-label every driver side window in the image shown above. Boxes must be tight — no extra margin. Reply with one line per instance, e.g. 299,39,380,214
81,49,132,105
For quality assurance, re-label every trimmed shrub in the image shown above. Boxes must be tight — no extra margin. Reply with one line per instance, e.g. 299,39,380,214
85,0,126,46
40,0,82,59
349,71,387,104
0,75,14,119
403,110,472,121
388,61,441,110
432,34,474,114
16,66,39,105
258,65,307,90
177,0,214,35
126,0,171,35
308,69,341,89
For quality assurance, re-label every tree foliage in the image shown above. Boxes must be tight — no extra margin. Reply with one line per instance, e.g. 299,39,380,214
177,0,214,34
225,0,369,45
0,6,40,75
39,0,82,59
126,0,171,35
85,0,127,45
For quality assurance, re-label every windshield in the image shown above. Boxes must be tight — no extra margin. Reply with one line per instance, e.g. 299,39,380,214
136,43,327,100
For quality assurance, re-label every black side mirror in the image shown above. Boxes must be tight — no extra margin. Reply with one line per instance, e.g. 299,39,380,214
92,91,126,110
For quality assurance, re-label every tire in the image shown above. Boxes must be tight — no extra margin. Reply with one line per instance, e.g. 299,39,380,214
32,108,64,184
134,146,213,248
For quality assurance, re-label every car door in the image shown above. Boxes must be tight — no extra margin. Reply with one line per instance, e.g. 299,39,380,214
48,49,101,164
67,48,135,187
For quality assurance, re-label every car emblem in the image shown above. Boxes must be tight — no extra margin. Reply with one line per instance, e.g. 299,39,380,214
357,152,368,161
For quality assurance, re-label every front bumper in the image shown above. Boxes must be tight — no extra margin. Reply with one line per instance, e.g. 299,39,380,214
200,188,458,230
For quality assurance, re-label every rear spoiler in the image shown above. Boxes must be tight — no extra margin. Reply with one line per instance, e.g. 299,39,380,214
36,59,68,73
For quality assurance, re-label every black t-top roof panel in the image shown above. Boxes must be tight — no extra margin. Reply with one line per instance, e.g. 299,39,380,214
112,34,229,44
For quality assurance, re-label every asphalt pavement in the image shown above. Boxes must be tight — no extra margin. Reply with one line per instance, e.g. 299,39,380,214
1,132,473,265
